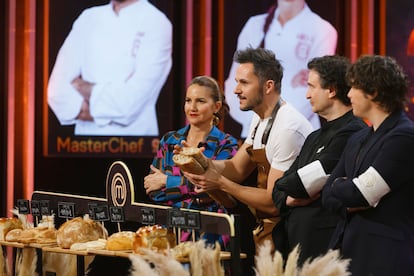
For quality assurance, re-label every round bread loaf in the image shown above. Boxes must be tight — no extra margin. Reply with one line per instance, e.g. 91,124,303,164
57,217,106,249
0,217,23,241
4,228,23,242
132,225,176,254
106,231,135,251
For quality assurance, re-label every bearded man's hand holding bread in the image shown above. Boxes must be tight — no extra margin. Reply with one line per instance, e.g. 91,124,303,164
173,145,236,208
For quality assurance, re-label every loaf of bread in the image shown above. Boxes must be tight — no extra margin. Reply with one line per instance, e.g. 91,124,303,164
4,228,23,242
173,147,208,174
20,227,57,244
174,147,237,208
0,217,23,240
5,226,57,244
132,225,176,254
106,231,135,251
70,238,107,251
57,216,107,249
180,147,209,169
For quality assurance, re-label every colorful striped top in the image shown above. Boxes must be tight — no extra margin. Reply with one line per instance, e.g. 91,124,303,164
149,125,238,211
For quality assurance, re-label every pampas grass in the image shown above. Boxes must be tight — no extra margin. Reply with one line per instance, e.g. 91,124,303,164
299,250,350,276
129,248,189,276
189,240,223,276
254,240,284,276
129,254,159,276
254,242,350,276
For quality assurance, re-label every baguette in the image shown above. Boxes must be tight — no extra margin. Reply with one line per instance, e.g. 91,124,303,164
173,147,208,174
180,147,209,170
174,147,237,208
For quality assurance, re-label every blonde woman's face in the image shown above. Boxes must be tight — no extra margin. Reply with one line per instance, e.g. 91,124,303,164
184,84,221,127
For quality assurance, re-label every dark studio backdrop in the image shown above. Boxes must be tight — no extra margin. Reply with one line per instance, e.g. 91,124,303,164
34,0,342,204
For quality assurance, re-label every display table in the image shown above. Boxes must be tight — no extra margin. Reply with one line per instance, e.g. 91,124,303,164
1,161,247,275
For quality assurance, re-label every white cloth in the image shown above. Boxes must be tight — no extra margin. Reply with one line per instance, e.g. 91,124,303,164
353,166,391,207
298,160,329,197
225,4,337,137
245,103,313,172
48,0,172,136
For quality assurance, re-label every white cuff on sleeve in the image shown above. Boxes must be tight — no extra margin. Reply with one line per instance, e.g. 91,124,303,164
353,166,390,207
298,160,329,197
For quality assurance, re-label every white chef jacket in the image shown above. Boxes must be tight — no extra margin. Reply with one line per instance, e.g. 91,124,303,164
48,0,172,136
225,4,337,138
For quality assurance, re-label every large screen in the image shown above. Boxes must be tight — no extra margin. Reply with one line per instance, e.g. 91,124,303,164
45,0,174,157
386,0,414,121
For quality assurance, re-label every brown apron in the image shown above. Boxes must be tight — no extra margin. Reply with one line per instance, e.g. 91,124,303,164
246,101,281,253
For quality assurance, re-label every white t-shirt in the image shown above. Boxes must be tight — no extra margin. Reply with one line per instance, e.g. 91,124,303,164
244,103,313,171
48,0,172,136
225,4,337,137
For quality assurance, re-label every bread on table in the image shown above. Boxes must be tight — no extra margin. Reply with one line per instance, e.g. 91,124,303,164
19,227,57,244
0,217,23,240
5,226,57,244
70,239,107,251
3,215,57,244
106,231,135,251
4,228,23,242
132,225,176,254
57,216,107,249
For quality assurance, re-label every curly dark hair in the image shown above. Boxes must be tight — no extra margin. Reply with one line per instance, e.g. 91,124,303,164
307,55,351,106
346,55,408,113
189,75,229,125
234,47,284,93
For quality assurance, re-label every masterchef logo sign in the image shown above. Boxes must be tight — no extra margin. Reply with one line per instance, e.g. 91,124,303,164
106,161,134,208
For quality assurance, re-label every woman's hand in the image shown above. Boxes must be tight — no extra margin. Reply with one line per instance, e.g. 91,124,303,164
173,140,206,154
144,165,167,194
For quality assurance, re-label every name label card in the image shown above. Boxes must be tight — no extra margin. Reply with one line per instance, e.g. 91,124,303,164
57,202,75,219
109,206,125,223
140,208,155,225
92,205,110,222
40,200,51,216
30,200,41,217
186,212,201,230
167,209,200,229
88,203,98,220
17,199,30,214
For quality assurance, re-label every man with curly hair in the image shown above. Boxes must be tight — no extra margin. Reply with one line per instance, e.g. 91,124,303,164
322,55,414,275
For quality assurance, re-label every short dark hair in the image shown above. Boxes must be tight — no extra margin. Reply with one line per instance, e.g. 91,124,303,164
234,47,283,93
346,55,408,113
308,55,351,105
